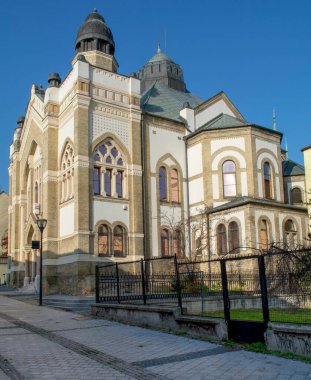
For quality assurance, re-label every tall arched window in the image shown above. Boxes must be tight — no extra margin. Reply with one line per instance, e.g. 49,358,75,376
113,225,124,257
161,229,170,257
93,139,125,198
98,224,110,256
171,169,179,203
264,162,272,199
217,224,227,255
61,143,75,202
223,160,237,197
228,221,240,252
159,167,167,201
291,188,303,205
260,220,269,250
284,220,297,249
173,230,182,257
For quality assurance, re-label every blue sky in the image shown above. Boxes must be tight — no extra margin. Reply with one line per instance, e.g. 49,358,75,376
0,0,310,191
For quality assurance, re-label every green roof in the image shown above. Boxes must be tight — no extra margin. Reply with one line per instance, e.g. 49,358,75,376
148,50,173,63
141,81,203,122
282,159,305,177
148,45,173,63
198,113,249,131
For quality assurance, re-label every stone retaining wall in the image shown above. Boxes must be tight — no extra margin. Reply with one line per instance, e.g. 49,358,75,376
265,323,311,356
92,303,227,340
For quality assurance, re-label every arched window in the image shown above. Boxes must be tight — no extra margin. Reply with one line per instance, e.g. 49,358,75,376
173,230,183,257
98,224,110,256
222,160,237,197
284,220,297,249
93,139,125,198
228,221,240,252
291,188,303,205
113,225,124,257
171,169,179,203
264,162,272,199
161,229,170,257
61,143,75,202
159,167,167,201
194,229,202,256
260,220,269,250
217,224,227,255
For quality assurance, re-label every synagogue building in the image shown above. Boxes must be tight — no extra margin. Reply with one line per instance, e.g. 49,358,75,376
8,9,308,294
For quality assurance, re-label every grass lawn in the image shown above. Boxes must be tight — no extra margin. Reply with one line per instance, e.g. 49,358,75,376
203,308,311,324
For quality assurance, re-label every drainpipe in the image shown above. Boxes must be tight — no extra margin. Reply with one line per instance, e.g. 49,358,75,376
141,113,147,259
184,137,192,256
206,208,212,287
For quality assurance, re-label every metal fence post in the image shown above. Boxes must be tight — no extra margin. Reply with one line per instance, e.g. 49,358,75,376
141,259,147,305
220,260,230,325
174,254,183,313
95,265,99,303
258,255,269,325
116,263,121,304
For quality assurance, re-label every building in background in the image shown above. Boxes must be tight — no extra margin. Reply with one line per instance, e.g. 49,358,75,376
8,9,309,294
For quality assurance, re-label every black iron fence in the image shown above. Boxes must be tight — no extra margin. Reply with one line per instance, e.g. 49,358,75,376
95,247,311,325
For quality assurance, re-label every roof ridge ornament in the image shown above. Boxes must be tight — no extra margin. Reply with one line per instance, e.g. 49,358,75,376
157,41,161,53
273,107,277,131
285,137,289,159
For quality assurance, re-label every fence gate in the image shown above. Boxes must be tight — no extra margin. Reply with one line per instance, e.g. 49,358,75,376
221,256,269,343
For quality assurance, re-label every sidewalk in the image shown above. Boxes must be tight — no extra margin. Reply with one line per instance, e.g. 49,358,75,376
0,295,310,379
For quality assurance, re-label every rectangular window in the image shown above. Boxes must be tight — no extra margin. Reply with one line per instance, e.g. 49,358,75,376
116,171,123,198
98,235,108,255
114,236,123,256
93,168,100,195
105,169,112,196
223,173,237,197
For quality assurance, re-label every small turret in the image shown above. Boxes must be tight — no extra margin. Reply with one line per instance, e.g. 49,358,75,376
48,72,61,87
13,116,24,152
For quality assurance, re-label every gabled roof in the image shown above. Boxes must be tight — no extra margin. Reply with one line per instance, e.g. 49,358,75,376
282,159,305,177
194,91,244,120
141,81,203,122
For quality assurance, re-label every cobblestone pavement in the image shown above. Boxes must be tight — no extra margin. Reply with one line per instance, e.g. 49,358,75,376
0,296,310,379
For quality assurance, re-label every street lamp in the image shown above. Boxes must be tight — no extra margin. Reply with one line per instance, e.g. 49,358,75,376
36,218,47,306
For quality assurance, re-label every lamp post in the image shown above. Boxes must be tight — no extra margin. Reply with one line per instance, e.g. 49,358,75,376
36,218,47,306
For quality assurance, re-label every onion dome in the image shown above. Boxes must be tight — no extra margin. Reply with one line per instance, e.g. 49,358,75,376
75,9,115,55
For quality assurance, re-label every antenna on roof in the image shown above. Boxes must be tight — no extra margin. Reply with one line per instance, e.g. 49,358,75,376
273,108,277,131
285,137,289,159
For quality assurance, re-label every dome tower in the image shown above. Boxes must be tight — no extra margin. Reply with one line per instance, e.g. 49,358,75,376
74,9,118,72
137,43,186,93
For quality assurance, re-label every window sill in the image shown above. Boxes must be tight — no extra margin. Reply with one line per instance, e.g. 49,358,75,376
98,254,127,258
93,195,129,203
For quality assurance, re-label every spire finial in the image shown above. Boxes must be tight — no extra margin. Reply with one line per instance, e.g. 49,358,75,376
157,41,161,53
285,137,289,159
93,8,97,12
273,108,277,131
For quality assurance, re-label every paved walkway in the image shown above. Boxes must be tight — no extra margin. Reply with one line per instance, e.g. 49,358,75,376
0,296,310,379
